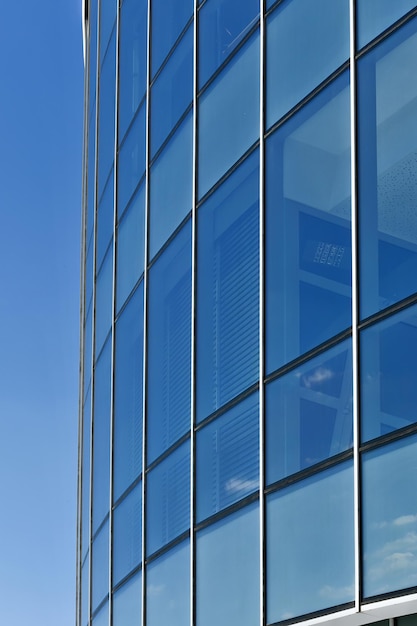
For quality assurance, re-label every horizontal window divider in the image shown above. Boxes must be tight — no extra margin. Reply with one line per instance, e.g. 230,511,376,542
95,238,113,276
81,549,89,569
264,0,286,20
194,382,259,432
117,172,146,224
112,473,142,509
356,7,417,58
195,491,260,532
358,293,417,332
147,211,192,267
117,95,146,151
98,165,114,202
112,563,142,594
94,330,112,365
114,273,144,321
149,103,193,165
145,530,190,565
359,423,417,455
145,431,191,473
91,512,110,541
150,17,194,87
268,601,355,626
361,586,417,606
91,594,109,619
99,20,117,68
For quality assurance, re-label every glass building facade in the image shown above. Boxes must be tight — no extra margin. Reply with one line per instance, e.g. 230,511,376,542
77,1,417,626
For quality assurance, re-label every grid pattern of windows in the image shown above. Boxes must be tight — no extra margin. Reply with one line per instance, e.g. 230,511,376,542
78,1,417,626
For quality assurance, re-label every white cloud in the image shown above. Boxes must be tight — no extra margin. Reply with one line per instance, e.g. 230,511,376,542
319,584,354,602
394,514,417,526
225,477,258,493
302,367,334,389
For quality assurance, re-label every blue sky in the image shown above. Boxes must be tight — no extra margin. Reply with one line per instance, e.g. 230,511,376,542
0,2,83,624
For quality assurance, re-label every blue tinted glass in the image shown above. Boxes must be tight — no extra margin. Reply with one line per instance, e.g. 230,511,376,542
149,113,193,259
151,26,193,157
92,601,109,626
357,0,417,48
146,441,190,556
113,483,142,585
118,102,146,216
266,340,353,485
81,558,89,626
97,170,113,269
92,338,111,531
86,239,94,313
118,0,147,141
151,0,193,76
84,306,93,398
95,245,113,356
362,434,417,598
98,30,116,197
267,461,354,622
197,393,259,523
82,390,91,560
196,503,259,626
113,286,144,501
358,21,417,320
198,0,259,88
198,31,259,199
87,110,96,244
197,152,259,421
92,520,109,611
266,0,349,129
266,74,351,374
147,222,191,464
113,572,141,626
99,0,116,63
116,182,145,311
361,305,417,443
147,540,190,626
89,0,98,118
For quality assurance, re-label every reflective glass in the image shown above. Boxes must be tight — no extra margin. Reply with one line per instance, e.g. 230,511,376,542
266,73,351,374
362,434,417,598
151,25,193,157
267,461,354,622
149,113,193,258
147,540,190,626
87,109,96,244
92,338,111,532
96,169,113,270
86,237,94,316
81,389,91,560
98,30,116,197
151,0,193,76
95,245,113,356
197,152,259,422
197,392,259,523
118,0,147,141
118,102,146,216
92,520,109,611
357,0,417,49
113,482,142,586
198,31,259,199
198,0,259,88
266,0,349,128
81,557,89,626
196,503,259,626
113,572,141,626
146,441,190,556
113,285,144,501
92,601,109,626
398,616,417,626
358,20,417,319
99,0,116,64
116,182,145,311
84,305,93,398
266,340,353,485
89,0,98,119
147,222,191,464
361,304,417,443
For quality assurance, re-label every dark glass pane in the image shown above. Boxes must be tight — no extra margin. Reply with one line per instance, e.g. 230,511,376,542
81,390,91,560
98,30,116,197
151,0,193,76
118,102,146,216
398,616,417,626
197,393,259,523
198,31,259,198
146,441,190,556
113,285,144,500
147,222,191,464
99,0,116,63
358,20,417,319
96,169,113,270
95,245,113,356
196,503,259,626
266,0,349,128
267,461,354,622
197,151,259,421
357,0,417,49
266,73,351,374
266,339,353,485
113,572,141,626
92,520,109,611
113,482,142,585
198,0,259,88
362,435,417,598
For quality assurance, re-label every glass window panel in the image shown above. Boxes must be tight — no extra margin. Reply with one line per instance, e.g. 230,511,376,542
98,30,116,197
84,305,93,399
92,601,109,626
151,0,193,76
113,482,142,586
92,520,109,611
398,616,417,626
87,110,96,244
361,304,417,443
113,572,141,626
97,169,113,270
151,26,193,157
147,540,190,626
197,152,259,422
267,461,354,622
358,21,417,320
118,0,147,141
116,182,145,311
198,31,259,199
147,221,191,464
82,390,91,560
198,0,259,88
357,0,417,49
362,434,417,598
266,73,351,374
89,0,98,119
197,393,259,523
196,503,259,626
92,338,111,531
99,0,116,63
146,441,190,556
86,237,94,313
113,285,144,500
118,102,146,216
81,558,89,626
266,0,349,129
95,245,113,356
266,339,353,485
149,113,192,259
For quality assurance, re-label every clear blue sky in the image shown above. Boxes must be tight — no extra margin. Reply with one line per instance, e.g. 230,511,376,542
0,2,84,624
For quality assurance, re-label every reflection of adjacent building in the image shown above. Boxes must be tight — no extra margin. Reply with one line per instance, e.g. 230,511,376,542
77,2,417,626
